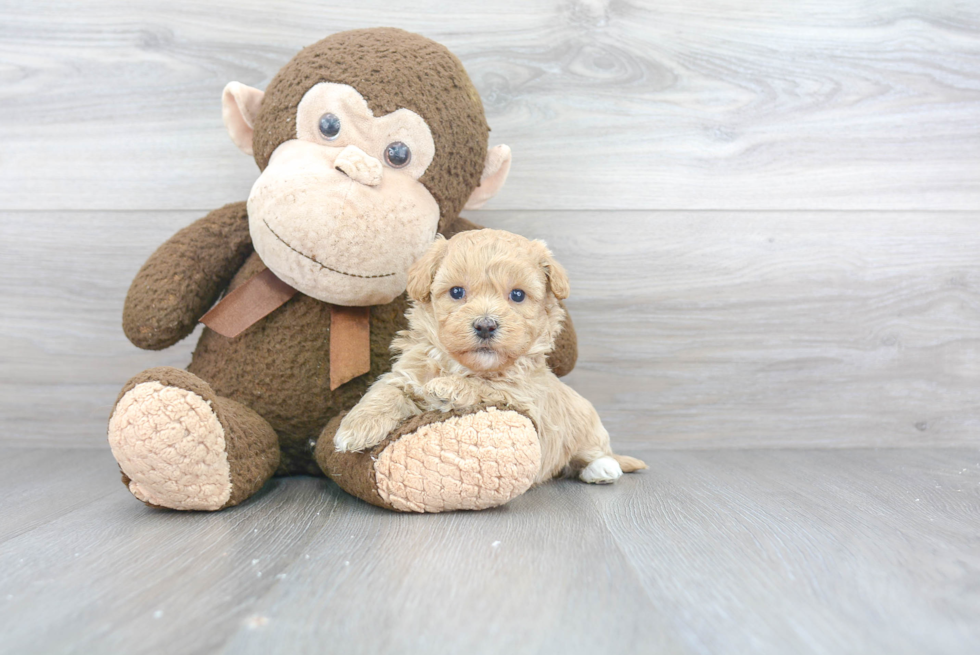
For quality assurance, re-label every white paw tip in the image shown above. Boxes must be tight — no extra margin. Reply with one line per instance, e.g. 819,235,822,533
333,431,352,452
580,456,623,485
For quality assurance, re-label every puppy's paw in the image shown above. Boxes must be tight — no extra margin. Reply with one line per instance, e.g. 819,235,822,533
333,409,399,453
422,376,472,411
579,456,623,485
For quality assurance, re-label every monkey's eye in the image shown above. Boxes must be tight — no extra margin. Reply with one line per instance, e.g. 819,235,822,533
384,141,411,168
450,286,466,300
318,113,341,140
509,289,526,303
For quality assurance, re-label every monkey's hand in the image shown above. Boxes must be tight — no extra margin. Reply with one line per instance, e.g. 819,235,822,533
334,380,420,452
123,202,253,351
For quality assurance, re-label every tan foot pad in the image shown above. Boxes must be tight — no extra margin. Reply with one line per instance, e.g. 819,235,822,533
374,407,541,513
108,381,232,510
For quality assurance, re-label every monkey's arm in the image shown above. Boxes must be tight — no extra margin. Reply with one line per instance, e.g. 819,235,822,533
443,215,579,376
441,215,482,238
123,201,253,350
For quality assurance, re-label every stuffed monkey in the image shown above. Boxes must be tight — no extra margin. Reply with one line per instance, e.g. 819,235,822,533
107,28,578,513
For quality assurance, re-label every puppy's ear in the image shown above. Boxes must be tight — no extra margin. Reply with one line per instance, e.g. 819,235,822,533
407,236,449,303
532,240,570,300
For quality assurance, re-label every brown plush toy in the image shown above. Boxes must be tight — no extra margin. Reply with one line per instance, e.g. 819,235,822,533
107,28,578,513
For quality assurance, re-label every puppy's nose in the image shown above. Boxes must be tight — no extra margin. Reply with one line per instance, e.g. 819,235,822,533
473,317,498,340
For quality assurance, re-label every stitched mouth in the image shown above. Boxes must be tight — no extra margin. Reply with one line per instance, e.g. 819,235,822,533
262,218,396,279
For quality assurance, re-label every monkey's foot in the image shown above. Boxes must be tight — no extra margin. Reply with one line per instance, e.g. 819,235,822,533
108,367,279,511
317,405,540,513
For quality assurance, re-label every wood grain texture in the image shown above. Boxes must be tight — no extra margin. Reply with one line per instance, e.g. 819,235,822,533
1,0,979,211
0,446,977,654
0,448,117,543
591,448,980,655
3,210,978,449
480,210,980,449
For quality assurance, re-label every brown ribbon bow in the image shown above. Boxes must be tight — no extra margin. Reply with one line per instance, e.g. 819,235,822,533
200,267,371,390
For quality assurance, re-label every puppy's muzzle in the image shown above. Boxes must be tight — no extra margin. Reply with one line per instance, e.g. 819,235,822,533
472,317,498,341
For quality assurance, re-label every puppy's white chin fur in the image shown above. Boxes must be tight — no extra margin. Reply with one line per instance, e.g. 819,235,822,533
460,347,506,372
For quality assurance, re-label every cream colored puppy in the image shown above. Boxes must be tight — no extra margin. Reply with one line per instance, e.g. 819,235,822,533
334,229,646,485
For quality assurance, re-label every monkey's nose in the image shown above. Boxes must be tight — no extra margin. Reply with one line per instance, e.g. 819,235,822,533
333,145,383,186
473,317,498,340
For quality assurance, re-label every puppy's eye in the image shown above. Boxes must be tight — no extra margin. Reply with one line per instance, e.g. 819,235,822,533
318,113,341,140
450,286,466,300
509,289,526,303
384,141,411,168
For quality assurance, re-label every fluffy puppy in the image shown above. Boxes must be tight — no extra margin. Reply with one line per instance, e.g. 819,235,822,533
334,229,646,485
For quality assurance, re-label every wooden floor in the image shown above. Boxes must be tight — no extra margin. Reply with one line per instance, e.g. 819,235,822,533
1,445,978,655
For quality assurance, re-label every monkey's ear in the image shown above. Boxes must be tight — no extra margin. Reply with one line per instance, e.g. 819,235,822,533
532,240,570,300
407,236,450,303
463,145,512,210
222,82,265,156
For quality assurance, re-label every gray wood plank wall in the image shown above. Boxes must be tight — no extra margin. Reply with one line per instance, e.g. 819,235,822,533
2,0,979,449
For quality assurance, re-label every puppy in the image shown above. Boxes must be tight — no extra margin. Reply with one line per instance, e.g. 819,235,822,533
334,229,646,485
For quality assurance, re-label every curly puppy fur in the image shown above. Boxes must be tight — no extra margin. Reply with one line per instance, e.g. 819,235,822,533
334,229,646,484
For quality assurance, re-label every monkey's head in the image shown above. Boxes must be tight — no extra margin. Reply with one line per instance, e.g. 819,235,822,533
221,28,511,306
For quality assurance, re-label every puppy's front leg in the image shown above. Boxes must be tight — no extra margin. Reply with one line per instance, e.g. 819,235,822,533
421,376,486,412
334,377,420,452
